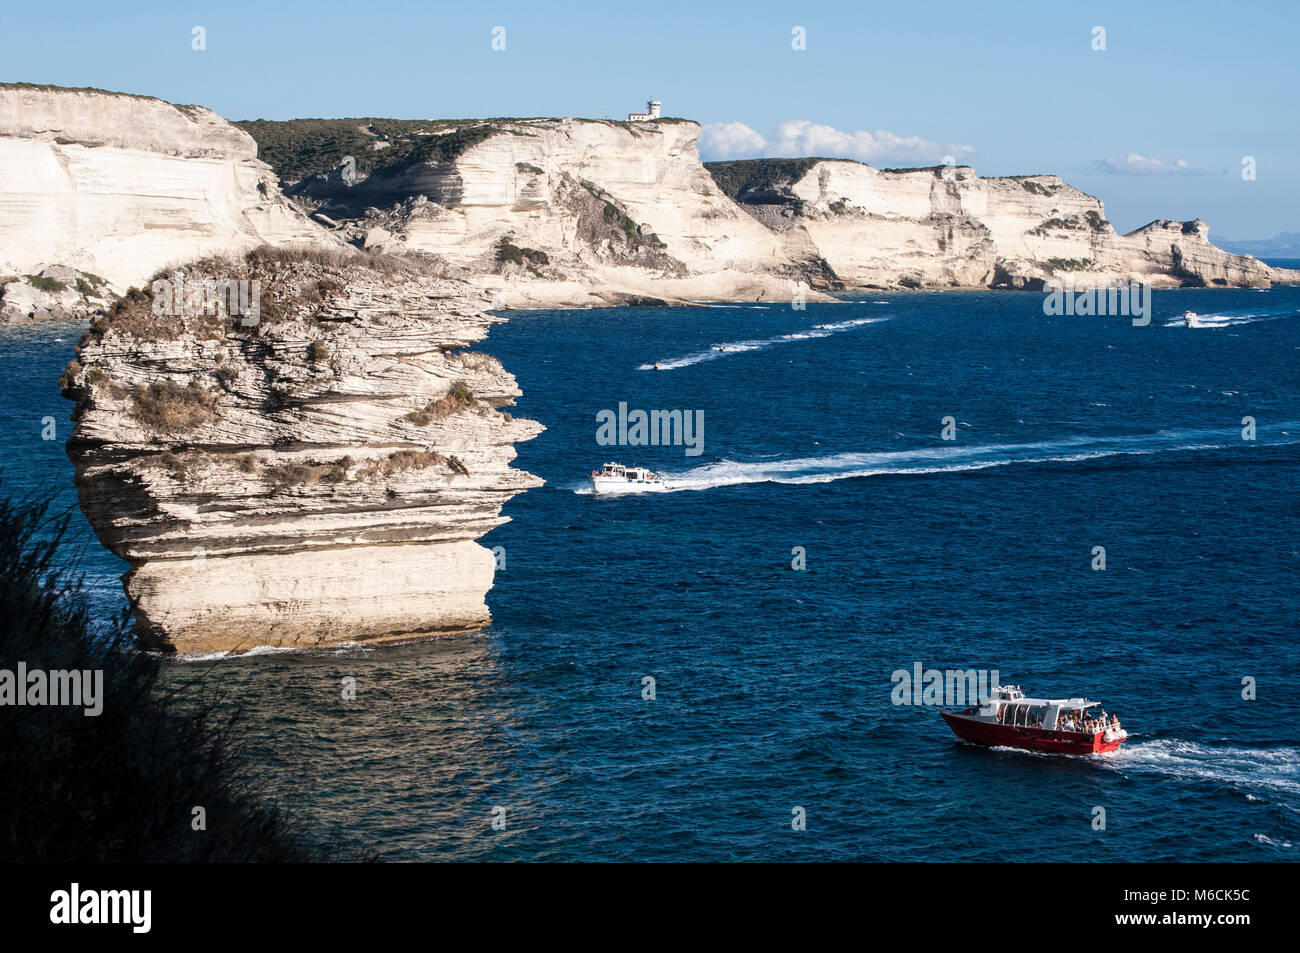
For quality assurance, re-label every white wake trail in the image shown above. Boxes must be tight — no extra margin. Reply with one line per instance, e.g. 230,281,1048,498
578,424,1299,495
1162,306,1299,328
1102,739,1300,800
638,316,889,370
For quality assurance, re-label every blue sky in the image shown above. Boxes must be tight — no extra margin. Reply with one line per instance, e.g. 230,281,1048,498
4,0,1296,237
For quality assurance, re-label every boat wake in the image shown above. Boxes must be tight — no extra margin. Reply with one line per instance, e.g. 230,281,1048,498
1163,306,1299,328
572,423,1298,494
638,316,888,370
1101,739,1300,801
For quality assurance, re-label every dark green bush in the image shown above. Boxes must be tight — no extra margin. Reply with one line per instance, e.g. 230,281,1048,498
0,490,350,861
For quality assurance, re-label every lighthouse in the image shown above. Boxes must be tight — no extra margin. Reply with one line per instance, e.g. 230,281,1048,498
628,99,662,122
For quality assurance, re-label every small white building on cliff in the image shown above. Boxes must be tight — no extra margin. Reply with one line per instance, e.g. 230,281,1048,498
628,99,661,122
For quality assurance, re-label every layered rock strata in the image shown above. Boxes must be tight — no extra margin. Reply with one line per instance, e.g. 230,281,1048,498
61,250,541,653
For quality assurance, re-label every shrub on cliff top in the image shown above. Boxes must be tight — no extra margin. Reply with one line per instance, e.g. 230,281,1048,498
93,285,191,342
247,243,442,279
0,490,349,861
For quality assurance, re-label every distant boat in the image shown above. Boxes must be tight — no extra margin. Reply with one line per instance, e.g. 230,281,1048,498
940,685,1128,754
589,462,671,495
1183,310,1201,327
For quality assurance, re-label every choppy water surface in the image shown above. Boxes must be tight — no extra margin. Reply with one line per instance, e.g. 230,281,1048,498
2,287,1296,860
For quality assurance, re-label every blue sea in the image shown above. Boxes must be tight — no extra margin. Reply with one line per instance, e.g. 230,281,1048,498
1,287,1297,861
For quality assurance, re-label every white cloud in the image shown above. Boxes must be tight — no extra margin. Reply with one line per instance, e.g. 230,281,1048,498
698,119,974,167
1095,153,1204,175
696,121,770,160
771,120,973,166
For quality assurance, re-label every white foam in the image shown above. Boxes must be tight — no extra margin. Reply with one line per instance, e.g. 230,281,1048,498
574,423,1300,495
1253,833,1294,848
1104,739,1300,800
639,316,888,370
1163,306,1299,328
171,644,304,663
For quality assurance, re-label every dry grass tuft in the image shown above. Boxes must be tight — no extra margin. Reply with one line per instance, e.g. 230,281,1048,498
404,381,474,426
263,461,349,493
131,381,219,434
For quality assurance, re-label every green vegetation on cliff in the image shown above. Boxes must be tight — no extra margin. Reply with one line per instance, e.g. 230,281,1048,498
240,116,700,185
236,118,502,184
704,158,836,203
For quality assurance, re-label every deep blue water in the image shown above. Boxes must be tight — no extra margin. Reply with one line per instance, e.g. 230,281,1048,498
2,287,1297,861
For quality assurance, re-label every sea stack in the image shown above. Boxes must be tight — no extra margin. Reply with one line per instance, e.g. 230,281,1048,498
60,249,542,653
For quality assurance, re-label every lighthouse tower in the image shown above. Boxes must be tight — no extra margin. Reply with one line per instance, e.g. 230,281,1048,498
628,99,662,122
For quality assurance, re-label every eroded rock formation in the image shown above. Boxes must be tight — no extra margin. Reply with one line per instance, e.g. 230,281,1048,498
61,249,541,653
4,84,1291,317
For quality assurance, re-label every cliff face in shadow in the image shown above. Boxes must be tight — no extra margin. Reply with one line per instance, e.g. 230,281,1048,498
60,249,541,654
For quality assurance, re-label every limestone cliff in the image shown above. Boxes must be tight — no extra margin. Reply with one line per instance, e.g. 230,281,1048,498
285,118,833,307
261,119,1295,303
0,84,335,308
61,249,541,654
4,84,1288,317
767,160,1281,290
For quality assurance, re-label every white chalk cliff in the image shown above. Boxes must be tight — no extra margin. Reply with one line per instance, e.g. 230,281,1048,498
776,161,1277,290
62,252,541,653
0,85,332,298
286,120,1296,305
2,85,1290,316
292,118,818,307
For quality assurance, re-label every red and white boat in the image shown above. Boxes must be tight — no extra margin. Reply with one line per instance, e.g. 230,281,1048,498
940,685,1128,755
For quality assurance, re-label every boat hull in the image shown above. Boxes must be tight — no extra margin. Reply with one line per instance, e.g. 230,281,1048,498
941,711,1125,754
589,478,671,495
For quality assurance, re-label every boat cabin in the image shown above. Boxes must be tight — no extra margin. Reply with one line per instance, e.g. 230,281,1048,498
967,685,1106,731
593,463,662,483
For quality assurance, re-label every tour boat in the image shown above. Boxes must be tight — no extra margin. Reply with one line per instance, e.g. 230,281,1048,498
1183,310,1200,327
589,462,672,494
940,685,1128,755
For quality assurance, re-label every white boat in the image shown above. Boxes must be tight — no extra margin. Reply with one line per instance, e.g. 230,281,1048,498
589,462,671,494
1183,310,1200,327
